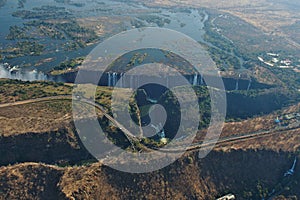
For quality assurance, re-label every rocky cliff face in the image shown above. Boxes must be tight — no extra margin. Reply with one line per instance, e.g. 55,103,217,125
0,124,95,166
0,113,299,199
0,149,298,200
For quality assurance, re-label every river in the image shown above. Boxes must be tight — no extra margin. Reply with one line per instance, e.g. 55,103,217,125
0,0,258,92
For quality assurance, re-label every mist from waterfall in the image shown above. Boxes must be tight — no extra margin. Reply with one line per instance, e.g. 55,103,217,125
0,63,49,82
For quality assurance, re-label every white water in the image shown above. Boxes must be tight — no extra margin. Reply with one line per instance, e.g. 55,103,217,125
247,79,252,91
235,79,239,90
193,74,198,86
0,63,48,81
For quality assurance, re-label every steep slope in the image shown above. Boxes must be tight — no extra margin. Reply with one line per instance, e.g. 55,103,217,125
0,148,298,200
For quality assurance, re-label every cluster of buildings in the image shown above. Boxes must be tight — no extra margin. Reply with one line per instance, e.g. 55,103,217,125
258,53,300,72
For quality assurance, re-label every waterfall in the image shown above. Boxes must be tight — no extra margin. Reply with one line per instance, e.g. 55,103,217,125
0,64,9,78
247,79,252,91
107,72,111,87
111,72,114,86
122,73,128,88
120,73,125,88
112,72,117,86
130,75,133,88
0,63,48,82
235,79,239,90
193,74,198,86
235,74,241,90
107,72,109,87
200,74,203,85
119,73,123,88
122,73,126,88
107,72,117,87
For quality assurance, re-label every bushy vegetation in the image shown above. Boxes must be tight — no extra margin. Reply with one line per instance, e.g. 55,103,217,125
50,57,85,75
0,40,44,59
137,15,171,27
130,19,146,28
204,44,241,71
7,5,98,56
12,6,71,20
54,20,98,46
267,66,300,91
0,79,71,103
6,25,31,40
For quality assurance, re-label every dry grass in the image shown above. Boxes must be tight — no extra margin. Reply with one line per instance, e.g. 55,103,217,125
1,148,297,199
196,102,300,147
76,16,126,39
0,79,72,104
0,82,134,136
0,163,64,200
0,100,73,136
216,127,300,153
251,65,285,86
59,163,120,200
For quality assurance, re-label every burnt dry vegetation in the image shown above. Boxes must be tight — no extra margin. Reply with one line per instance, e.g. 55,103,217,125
0,79,299,199
0,1,299,199
0,150,299,199
0,95,299,198
0,163,65,200
0,124,96,167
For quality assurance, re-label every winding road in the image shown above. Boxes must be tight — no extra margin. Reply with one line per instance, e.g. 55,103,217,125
1,95,299,153
0,95,140,147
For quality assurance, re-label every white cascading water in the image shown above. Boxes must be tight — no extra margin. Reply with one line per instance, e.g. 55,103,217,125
235,74,241,90
130,75,133,88
0,63,48,82
193,74,198,86
235,79,239,90
119,73,123,88
112,72,117,86
107,72,111,87
200,74,203,85
247,79,252,91
0,64,10,78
